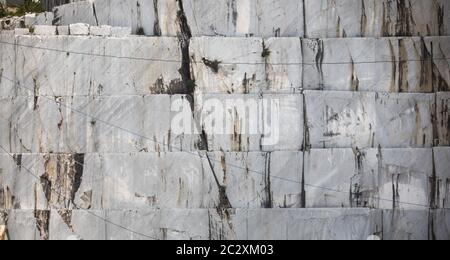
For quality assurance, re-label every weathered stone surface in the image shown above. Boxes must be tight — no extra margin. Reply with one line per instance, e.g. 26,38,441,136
50,0,304,37
101,152,214,209
3,35,447,96
304,148,433,210
1,1,449,241
359,148,432,210
241,208,382,240
191,37,266,94
302,37,447,93
1,208,449,239
49,210,106,240
53,1,98,26
264,38,303,93
304,148,356,208
194,94,303,151
0,95,194,154
0,153,99,210
3,96,89,154
25,12,54,27
2,210,40,240
12,35,182,96
53,0,156,35
261,94,304,151
46,0,450,38
35,12,55,26
433,147,450,209
383,209,429,240
0,151,304,210
0,208,384,240
437,92,450,146
182,0,304,37
192,37,304,94
205,151,303,208
426,37,450,92
0,35,15,97
430,209,450,240
304,0,449,38
305,91,435,148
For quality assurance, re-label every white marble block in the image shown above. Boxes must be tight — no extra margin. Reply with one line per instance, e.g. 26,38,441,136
69,23,90,35
33,25,57,35
305,91,435,148
111,27,132,37
89,25,112,36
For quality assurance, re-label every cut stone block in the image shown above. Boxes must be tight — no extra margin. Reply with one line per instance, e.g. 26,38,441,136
49,210,106,240
182,0,304,37
264,38,303,93
69,23,90,35
33,25,57,35
304,148,434,210
358,148,433,210
261,94,304,151
0,30,14,35
426,37,450,92
191,94,304,150
57,25,69,35
14,28,29,36
240,208,382,240
430,209,450,240
437,93,450,146
304,0,450,38
305,91,435,148
111,27,132,37
204,151,303,208
5,96,89,154
302,37,440,93
24,14,37,27
100,152,215,209
433,147,450,209
190,37,266,94
0,35,16,97
53,1,98,26
0,153,101,211
1,210,40,240
106,209,213,240
91,0,156,36
35,12,54,26
304,148,357,208
85,95,172,153
89,25,112,36
13,36,182,96
383,210,429,240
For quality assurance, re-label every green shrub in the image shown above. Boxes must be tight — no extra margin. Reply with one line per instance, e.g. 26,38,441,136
0,4,8,18
1,1,45,18
15,0,45,17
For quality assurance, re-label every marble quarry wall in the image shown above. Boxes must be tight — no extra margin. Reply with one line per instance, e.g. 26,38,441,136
49,0,450,37
0,0,449,240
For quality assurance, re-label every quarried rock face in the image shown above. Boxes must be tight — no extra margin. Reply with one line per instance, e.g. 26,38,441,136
48,0,450,37
0,0,449,240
